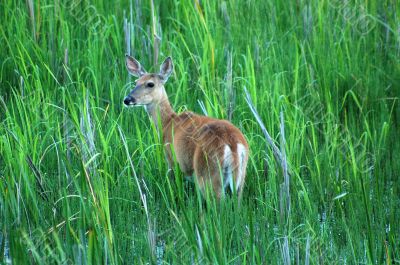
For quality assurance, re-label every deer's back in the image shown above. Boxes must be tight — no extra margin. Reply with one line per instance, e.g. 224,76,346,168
163,111,248,176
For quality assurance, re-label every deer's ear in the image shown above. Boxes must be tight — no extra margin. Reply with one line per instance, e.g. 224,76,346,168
125,55,147,77
159,57,173,83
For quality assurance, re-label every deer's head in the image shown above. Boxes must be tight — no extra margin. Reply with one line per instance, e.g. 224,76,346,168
123,55,173,107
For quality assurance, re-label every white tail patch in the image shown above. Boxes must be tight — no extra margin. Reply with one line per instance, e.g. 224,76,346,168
236,143,246,190
222,145,234,192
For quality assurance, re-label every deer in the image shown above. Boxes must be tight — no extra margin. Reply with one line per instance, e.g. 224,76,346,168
123,55,249,200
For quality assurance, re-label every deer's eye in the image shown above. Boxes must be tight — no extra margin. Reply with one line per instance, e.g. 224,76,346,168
147,82,154,88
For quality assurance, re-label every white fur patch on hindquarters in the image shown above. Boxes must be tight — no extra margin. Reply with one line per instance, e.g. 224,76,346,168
236,143,246,190
222,145,234,192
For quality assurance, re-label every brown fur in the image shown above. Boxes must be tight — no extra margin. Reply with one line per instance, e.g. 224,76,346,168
124,56,249,199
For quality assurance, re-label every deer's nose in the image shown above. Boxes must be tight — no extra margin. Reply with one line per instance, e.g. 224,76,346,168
124,96,135,105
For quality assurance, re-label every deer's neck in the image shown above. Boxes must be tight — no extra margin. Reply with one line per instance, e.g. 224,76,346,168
145,90,175,130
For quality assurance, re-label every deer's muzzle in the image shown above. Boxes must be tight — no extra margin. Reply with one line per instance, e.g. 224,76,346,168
124,96,136,106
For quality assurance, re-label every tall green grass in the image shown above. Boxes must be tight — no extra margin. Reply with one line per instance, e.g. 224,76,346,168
0,0,399,263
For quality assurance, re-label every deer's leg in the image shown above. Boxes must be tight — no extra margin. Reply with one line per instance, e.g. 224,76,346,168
193,147,222,199
164,143,176,179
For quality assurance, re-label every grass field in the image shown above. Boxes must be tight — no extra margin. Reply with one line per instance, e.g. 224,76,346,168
1,0,399,264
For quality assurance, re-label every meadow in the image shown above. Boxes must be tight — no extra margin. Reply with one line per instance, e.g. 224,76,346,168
0,0,399,264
